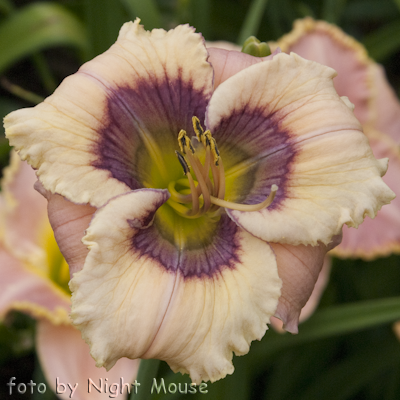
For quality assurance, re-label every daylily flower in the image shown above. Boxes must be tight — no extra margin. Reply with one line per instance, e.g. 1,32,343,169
0,152,139,399
274,18,400,259
4,19,394,383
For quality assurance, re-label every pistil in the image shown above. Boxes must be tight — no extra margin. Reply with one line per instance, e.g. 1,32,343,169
169,117,278,219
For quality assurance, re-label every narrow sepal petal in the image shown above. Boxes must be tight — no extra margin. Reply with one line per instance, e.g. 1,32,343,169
270,242,330,333
207,47,280,89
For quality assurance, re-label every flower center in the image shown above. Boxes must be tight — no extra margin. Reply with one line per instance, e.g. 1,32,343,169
167,117,278,219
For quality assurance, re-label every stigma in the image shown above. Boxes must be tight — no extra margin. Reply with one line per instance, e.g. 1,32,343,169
167,117,278,219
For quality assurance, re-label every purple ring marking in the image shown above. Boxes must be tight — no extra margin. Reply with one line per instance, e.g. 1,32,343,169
131,213,241,280
210,106,296,211
92,73,211,189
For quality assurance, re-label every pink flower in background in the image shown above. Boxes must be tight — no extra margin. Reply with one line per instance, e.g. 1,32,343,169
275,18,400,260
0,152,139,399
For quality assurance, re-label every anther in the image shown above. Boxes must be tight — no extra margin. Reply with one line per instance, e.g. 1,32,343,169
192,116,204,142
172,119,278,220
211,137,220,165
205,131,220,165
175,151,190,175
178,129,195,154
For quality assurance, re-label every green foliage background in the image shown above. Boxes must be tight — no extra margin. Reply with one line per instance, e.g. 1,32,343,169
1,0,400,399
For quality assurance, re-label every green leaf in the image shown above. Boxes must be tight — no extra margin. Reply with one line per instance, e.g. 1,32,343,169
84,0,127,58
294,2,316,18
120,0,162,30
133,359,161,400
345,0,398,21
237,0,269,45
363,18,400,61
188,0,212,39
250,296,400,365
297,336,400,400
0,97,25,174
262,340,340,400
0,2,89,75
322,0,347,23
0,0,13,15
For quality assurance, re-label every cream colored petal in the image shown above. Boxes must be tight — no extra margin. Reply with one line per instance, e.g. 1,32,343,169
206,52,394,246
5,19,213,207
70,189,281,383
331,128,400,259
276,18,373,124
37,320,139,400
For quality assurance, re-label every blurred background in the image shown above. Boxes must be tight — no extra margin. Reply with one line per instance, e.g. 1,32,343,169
1,0,400,399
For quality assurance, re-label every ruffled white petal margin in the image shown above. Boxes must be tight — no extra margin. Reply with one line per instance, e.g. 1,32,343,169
206,52,395,246
70,189,281,383
331,128,400,259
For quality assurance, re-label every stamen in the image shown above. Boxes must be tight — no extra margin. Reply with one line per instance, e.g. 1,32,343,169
202,146,214,195
175,150,190,175
192,116,204,143
167,199,202,219
210,162,219,197
216,158,225,200
172,120,277,219
185,151,212,214
204,131,220,165
211,137,220,166
177,178,201,197
178,130,195,154
174,151,200,216
210,184,278,212
168,181,192,203
186,173,199,215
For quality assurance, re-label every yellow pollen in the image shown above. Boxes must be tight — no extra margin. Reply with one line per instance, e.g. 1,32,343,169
178,129,195,154
169,117,278,219
192,116,204,143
